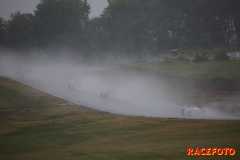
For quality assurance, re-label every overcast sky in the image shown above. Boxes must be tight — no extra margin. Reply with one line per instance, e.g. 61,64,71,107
0,0,108,20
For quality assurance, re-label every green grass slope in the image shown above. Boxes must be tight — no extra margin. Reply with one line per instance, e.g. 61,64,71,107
125,61,240,80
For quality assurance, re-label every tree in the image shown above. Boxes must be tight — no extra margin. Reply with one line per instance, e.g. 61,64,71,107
102,0,142,53
2,0,240,53
161,0,240,49
87,17,112,53
4,12,35,48
214,49,230,61
194,50,209,62
144,1,181,52
33,0,90,47
0,18,6,45
101,0,180,55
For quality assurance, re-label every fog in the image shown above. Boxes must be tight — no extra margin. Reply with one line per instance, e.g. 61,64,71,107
0,48,239,120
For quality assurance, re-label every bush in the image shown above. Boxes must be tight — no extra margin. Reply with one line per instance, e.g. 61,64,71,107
194,51,209,62
214,49,230,61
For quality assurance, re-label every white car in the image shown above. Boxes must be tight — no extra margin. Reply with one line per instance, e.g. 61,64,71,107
101,89,116,99
182,106,206,116
21,71,32,78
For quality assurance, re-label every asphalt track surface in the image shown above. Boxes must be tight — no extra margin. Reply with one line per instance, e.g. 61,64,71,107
2,73,240,120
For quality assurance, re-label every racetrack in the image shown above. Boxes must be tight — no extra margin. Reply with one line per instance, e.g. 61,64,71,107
1,67,240,120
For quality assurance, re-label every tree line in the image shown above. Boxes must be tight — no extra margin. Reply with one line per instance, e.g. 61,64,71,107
0,0,240,57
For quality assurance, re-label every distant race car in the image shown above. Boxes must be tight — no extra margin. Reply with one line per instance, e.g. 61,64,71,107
21,71,32,78
182,106,206,116
101,89,116,99
68,80,82,91
68,83,74,90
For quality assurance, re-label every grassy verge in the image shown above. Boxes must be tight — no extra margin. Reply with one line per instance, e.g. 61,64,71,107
0,76,240,160
124,61,240,80
0,77,66,110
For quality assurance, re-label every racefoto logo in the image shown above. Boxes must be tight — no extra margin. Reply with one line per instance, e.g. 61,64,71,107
187,147,236,156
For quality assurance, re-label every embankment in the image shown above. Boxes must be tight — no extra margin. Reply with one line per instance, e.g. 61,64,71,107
119,65,240,90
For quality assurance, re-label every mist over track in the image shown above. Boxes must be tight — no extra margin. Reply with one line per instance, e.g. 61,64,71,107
1,66,239,120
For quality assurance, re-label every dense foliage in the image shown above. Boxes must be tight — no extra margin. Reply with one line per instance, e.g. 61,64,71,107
214,49,230,61
0,0,240,56
194,51,209,62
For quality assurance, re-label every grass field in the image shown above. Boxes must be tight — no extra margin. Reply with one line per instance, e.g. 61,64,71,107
125,60,240,80
0,76,240,160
